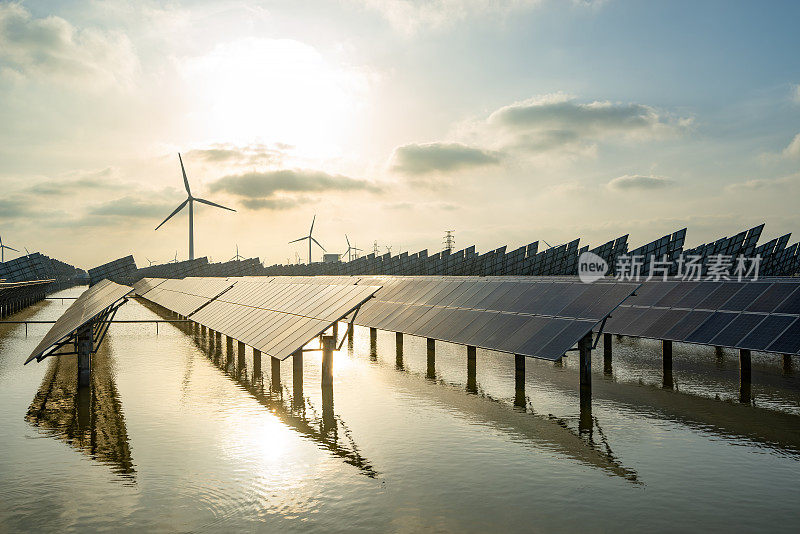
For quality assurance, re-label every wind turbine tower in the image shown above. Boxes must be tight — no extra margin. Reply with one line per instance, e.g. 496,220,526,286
0,234,18,263
289,215,326,264
155,153,236,260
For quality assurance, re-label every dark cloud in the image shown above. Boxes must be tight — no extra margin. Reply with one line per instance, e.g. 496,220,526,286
0,197,33,219
25,168,114,196
391,143,501,175
87,196,176,218
209,169,379,210
607,174,674,190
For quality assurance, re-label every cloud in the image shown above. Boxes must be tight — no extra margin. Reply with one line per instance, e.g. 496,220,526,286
607,174,674,190
209,169,380,210
185,143,291,167
793,84,800,103
391,142,501,175
782,133,800,159
0,196,33,219
488,93,689,150
88,196,176,219
725,173,800,192
25,168,115,196
353,0,543,34
0,4,138,89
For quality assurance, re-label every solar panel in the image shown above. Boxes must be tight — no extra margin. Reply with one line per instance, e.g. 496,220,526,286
738,316,797,351
766,321,800,354
25,279,132,364
708,313,766,347
684,312,737,344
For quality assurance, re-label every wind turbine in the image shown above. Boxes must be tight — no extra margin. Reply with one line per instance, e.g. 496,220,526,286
155,153,236,260
0,234,19,263
145,257,156,266
344,235,362,262
230,244,245,262
289,214,325,264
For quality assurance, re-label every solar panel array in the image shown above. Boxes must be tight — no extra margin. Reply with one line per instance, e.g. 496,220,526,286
0,252,83,290
137,276,639,362
605,278,800,355
88,255,138,286
0,280,53,317
25,279,133,364
137,277,381,361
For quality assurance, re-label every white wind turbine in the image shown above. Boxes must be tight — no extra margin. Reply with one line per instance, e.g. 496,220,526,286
155,153,236,260
0,234,19,263
289,214,325,264
344,234,362,262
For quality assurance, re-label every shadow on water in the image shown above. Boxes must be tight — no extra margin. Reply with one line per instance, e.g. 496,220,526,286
25,342,136,482
382,351,640,483
181,321,379,479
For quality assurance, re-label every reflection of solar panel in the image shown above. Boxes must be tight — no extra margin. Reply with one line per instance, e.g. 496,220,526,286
605,279,800,355
25,279,132,364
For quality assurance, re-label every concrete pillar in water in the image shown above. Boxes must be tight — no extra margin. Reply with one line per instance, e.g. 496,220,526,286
467,345,477,393
603,332,613,375
332,321,338,339
662,340,673,389
783,354,792,374
740,349,752,403
292,349,304,406
237,341,246,374
253,349,262,380
514,354,526,409
396,332,404,368
347,323,354,350
76,321,93,388
271,356,281,390
322,335,335,387
369,327,377,360
578,332,592,433
226,336,234,354
426,338,436,380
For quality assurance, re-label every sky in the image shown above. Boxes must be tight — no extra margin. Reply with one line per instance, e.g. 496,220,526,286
1,0,799,268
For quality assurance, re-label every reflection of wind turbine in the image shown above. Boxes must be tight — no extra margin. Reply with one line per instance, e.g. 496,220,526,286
289,214,325,264
230,244,245,262
155,153,236,260
344,235,362,262
0,234,19,262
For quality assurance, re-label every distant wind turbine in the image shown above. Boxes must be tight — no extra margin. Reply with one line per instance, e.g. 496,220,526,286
0,234,19,263
289,214,325,264
171,251,178,263
344,234,362,262
230,244,245,262
145,257,156,266
155,153,236,260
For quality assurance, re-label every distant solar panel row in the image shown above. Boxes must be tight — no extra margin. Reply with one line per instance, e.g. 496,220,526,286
604,279,800,355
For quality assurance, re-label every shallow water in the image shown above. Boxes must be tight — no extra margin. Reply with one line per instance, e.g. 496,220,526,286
1,287,799,532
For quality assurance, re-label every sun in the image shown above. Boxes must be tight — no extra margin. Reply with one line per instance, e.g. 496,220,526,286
185,38,367,157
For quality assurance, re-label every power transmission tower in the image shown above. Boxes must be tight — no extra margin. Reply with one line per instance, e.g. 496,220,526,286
443,230,455,253
373,241,380,256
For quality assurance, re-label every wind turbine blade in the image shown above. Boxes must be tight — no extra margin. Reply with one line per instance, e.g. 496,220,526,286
288,236,307,244
311,236,326,252
194,197,236,212
345,234,350,247
6,245,19,252
309,214,316,235
155,199,189,230
178,153,192,196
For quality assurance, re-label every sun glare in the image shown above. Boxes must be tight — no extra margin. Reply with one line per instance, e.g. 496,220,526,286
185,38,367,157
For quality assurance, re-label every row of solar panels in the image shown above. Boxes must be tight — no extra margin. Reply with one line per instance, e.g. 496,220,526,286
603,279,800,355
134,276,639,361
137,275,800,357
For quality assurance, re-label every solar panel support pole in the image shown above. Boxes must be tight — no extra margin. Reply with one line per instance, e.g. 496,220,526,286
603,333,613,375
369,328,377,359
739,349,751,403
514,354,525,409
321,335,335,387
783,354,792,374
579,332,592,431
467,346,477,393
396,332,403,368
76,321,93,388
271,356,281,389
292,349,303,405
253,349,261,380
662,340,673,389
427,339,435,379
238,341,246,375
